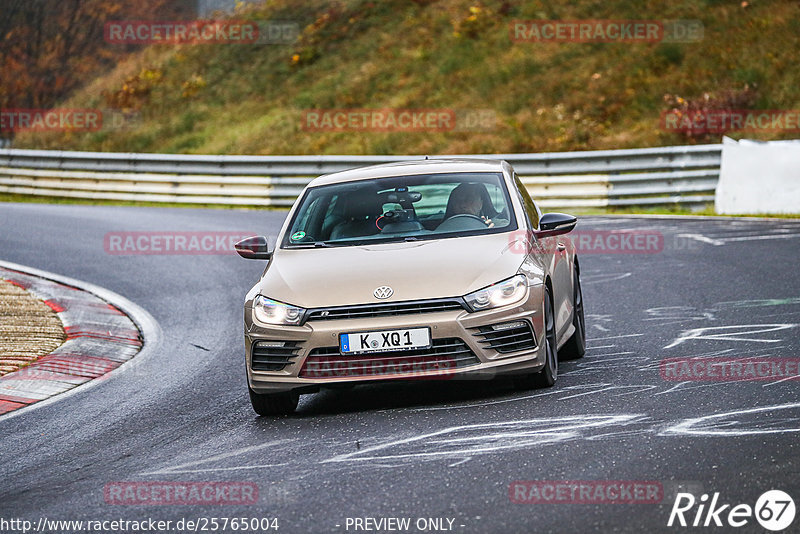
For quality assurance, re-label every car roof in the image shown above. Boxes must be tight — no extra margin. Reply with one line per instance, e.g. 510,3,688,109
308,158,510,187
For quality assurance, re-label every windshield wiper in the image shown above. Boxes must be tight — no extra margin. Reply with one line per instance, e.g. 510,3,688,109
290,241,335,248
291,237,426,248
362,235,426,244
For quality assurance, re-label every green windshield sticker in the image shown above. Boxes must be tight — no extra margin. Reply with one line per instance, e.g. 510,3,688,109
291,231,306,240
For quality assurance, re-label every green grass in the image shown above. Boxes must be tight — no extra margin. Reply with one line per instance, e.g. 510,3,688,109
12,0,800,156
602,204,800,219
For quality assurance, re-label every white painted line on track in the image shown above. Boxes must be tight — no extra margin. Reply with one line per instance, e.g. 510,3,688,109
586,334,643,341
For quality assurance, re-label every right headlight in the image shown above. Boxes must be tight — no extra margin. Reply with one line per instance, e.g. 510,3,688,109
463,274,528,312
252,295,305,325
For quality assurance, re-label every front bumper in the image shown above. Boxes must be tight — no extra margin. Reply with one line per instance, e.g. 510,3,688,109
244,285,546,394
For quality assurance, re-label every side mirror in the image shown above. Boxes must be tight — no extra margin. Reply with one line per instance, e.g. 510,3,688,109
235,236,272,260
535,212,577,238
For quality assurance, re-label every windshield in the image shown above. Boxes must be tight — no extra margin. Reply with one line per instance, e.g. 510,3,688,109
282,172,516,248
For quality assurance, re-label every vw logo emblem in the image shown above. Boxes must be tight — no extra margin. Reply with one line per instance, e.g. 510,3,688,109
373,286,394,299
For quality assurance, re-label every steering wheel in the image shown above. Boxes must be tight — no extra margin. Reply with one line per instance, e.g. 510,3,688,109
442,214,487,224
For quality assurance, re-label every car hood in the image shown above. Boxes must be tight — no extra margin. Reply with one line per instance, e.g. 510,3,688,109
256,232,524,308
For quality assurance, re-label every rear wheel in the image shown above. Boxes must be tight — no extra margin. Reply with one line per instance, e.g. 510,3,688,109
514,288,558,390
560,268,586,360
248,386,298,416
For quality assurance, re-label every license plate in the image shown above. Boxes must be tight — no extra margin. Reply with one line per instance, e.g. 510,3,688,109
339,327,431,355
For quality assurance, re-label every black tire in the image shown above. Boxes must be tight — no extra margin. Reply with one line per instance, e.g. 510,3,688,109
514,288,558,390
326,383,356,391
248,386,298,416
560,268,586,360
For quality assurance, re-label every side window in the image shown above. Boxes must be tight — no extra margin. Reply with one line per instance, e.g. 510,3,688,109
484,184,505,214
514,174,540,228
290,197,319,235
290,194,333,241
320,194,344,239
322,194,340,224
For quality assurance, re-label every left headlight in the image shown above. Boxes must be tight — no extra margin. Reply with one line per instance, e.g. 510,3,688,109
252,295,305,325
463,274,528,312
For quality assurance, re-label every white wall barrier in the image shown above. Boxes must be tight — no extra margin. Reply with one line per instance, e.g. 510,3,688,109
716,137,800,215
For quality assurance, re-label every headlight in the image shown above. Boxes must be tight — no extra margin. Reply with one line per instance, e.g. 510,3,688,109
252,295,305,325
463,274,527,311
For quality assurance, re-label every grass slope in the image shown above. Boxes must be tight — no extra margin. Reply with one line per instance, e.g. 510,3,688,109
13,0,800,155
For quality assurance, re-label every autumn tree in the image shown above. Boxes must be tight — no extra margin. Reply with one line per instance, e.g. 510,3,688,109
0,0,196,142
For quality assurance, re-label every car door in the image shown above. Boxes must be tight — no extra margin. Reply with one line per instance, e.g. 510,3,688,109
512,173,573,340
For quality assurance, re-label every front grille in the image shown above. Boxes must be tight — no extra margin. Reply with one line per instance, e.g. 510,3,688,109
251,340,301,371
474,321,537,354
299,337,479,378
305,298,466,322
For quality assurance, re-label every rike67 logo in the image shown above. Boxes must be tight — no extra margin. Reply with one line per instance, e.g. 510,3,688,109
668,490,795,531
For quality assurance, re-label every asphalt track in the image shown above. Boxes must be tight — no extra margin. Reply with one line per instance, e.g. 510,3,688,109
1,203,799,533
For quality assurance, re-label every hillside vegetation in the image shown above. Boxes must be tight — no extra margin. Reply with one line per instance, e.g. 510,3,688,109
15,0,800,155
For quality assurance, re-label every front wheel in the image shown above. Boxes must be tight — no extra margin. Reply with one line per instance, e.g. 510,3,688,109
560,268,586,360
248,386,298,416
514,288,558,390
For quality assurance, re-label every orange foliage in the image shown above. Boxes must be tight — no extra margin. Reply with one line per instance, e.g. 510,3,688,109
0,0,194,137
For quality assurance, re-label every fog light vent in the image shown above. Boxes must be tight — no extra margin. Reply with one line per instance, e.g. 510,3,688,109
490,321,527,332
475,321,536,353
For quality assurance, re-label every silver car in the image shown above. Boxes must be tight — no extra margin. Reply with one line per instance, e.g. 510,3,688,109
236,159,584,415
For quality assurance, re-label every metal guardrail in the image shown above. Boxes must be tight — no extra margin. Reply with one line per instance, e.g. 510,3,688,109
0,144,722,208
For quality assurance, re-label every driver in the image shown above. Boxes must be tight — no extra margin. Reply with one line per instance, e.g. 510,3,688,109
446,183,495,227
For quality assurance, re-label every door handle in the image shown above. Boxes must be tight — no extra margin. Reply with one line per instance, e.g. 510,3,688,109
556,242,566,252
